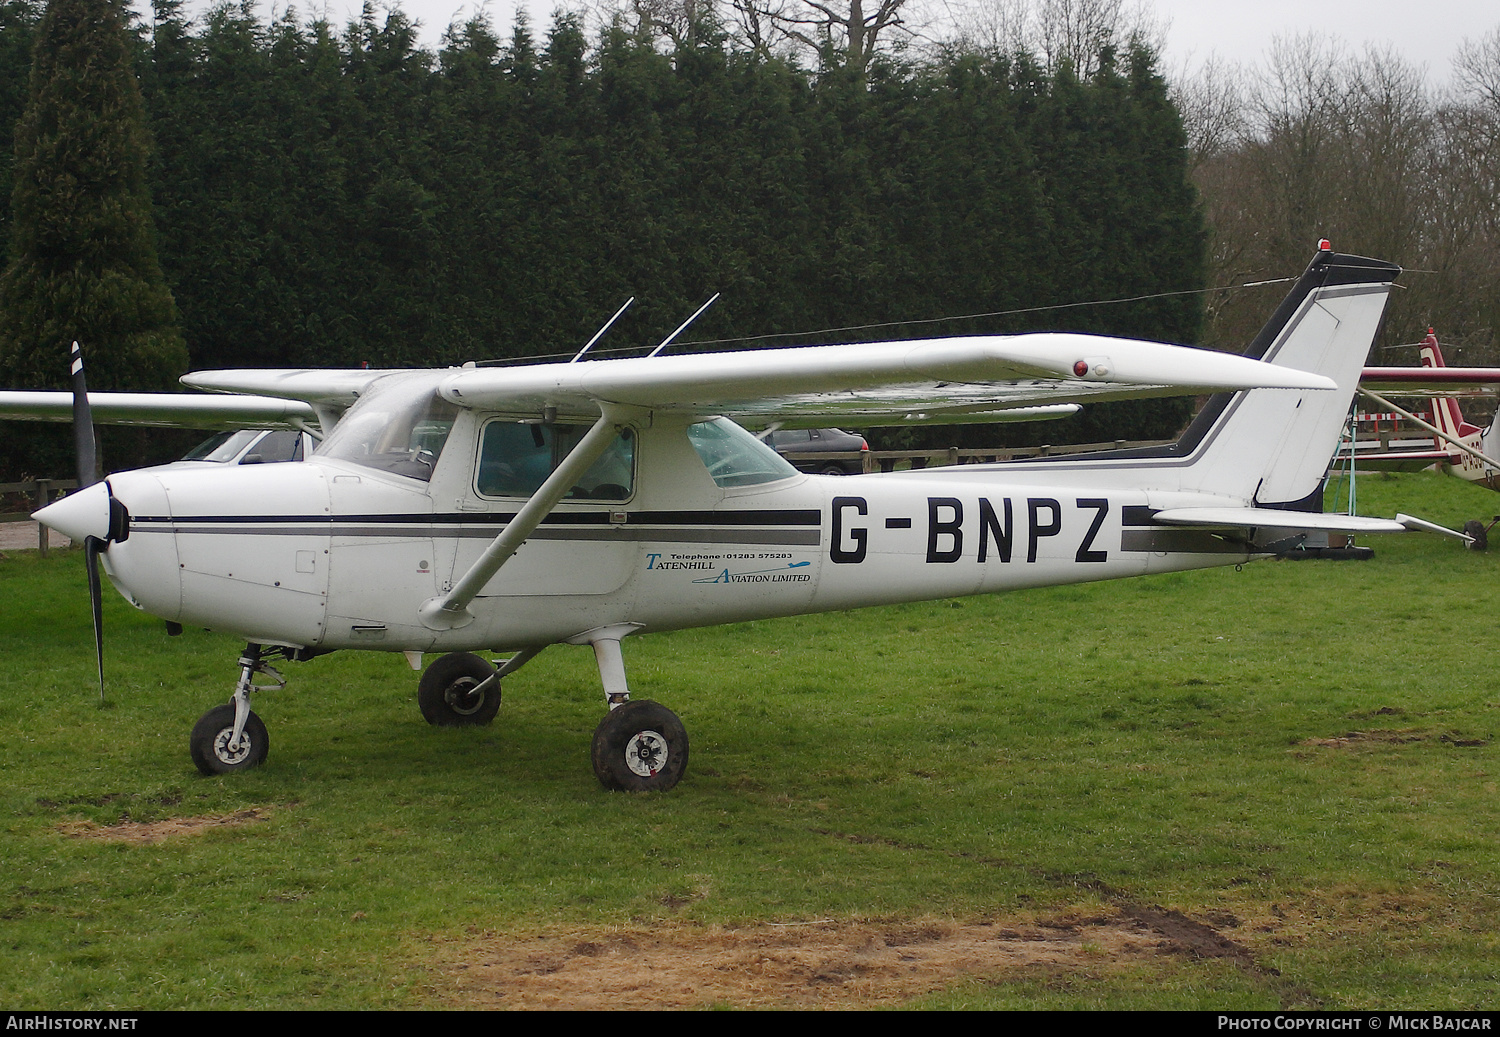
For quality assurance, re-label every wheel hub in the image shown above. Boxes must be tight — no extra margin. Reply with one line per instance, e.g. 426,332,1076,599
444,678,485,715
624,730,668,777
212,728,251,765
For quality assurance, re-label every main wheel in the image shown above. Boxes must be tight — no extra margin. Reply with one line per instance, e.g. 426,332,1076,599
1464,520,1488,551
418,652,501,726
590,700,688,792
190,704,269,775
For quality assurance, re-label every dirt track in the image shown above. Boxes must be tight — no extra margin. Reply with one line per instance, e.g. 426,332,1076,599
425,910,1259,1009
0,520,69,551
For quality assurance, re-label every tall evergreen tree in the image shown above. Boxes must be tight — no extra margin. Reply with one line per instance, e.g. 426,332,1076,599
0,0,44,264
0,0,187,391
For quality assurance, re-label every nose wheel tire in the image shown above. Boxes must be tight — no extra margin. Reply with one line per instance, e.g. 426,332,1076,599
418,652,501,726
190,704,269,775
591,700,688,792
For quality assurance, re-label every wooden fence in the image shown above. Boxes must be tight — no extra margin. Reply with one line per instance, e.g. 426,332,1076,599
0,479,79,556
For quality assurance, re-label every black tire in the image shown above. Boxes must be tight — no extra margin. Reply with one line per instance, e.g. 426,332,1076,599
418,652,500,726
817,463,848,476
590,700,688,792
1464,520,1488,551
190,704,269,775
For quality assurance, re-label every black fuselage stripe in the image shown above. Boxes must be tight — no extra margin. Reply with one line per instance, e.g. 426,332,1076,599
132,519,820,546
134,509,822,528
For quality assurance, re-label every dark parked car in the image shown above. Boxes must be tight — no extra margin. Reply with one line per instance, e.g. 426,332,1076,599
760,428,869,475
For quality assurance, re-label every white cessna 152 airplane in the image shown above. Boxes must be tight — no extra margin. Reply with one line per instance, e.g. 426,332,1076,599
11,247,1444,791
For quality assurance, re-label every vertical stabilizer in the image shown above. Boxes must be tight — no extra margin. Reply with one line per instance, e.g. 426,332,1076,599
1193,249,1401,504
929,248,1402,506
1058,248,1400,502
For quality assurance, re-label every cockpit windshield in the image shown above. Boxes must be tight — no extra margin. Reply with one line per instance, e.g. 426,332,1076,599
318,375,458,482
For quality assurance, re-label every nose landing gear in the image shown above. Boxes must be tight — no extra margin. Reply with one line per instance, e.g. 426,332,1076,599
190,643,282,775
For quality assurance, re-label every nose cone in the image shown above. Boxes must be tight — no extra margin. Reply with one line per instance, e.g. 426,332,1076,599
34,482,112,542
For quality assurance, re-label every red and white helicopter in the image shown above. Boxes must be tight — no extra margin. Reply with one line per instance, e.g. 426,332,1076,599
5,247,1449,791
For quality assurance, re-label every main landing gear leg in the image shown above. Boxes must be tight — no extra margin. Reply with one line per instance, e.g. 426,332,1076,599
189,642,280,775
572,626,688,792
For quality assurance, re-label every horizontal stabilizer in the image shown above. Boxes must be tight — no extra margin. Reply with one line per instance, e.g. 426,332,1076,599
1152,508,1408,534
1394,512,1475,542
1152,508,1471,543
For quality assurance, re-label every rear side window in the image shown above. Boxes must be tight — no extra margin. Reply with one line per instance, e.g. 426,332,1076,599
688,418,799,487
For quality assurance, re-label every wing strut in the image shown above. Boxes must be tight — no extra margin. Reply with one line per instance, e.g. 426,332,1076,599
418,408,630,630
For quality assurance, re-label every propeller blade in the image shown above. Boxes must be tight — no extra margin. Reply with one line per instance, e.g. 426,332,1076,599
70,341,98,488
84,535,105,704
70,341,106,702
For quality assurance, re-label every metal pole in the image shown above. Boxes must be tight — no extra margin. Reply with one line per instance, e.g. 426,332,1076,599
36,479,51,556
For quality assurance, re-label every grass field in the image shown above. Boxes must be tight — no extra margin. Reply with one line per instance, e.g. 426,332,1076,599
1,470,1497,1010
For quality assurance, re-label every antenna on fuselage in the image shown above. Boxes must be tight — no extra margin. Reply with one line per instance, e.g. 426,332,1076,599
571,297,635,363
648,293,720,358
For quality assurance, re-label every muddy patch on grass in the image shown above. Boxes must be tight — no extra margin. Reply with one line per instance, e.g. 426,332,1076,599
57,807,271,844
1301,728,1489,750
427,908,1240,1009
1302,729,1428,750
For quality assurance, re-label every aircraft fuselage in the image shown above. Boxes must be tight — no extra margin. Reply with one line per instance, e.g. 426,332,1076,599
94,415,1250,654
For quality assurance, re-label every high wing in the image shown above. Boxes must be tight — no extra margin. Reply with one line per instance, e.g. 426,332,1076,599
0,389,319,430
1361,367,1500,397
185,332,1334,429
1361,329,1500,398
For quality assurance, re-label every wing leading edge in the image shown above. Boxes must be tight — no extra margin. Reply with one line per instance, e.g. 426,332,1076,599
13,329,1335,434
0,390,318,430
429,332,1334,426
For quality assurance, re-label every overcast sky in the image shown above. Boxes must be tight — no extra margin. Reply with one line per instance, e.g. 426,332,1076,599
134,0,1498,83
1148,0,1493,80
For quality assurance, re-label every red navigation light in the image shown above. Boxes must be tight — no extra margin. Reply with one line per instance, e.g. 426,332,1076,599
1318,238,1332,251
1073,360,1089,377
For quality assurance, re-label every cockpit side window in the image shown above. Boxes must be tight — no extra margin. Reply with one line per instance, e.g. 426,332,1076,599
688,418,799,487
241,429,304,464
182,429,259,462
476,420,635,501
